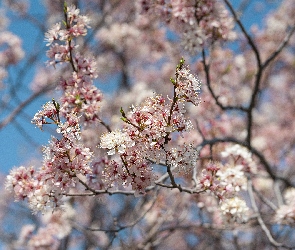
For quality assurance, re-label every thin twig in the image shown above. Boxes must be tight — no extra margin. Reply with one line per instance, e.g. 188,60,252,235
201,49,247,112
0,85,55,130
252,186,277,211
248,178,287,248
223,0,261,67
262,24,295,70
86,192,158,232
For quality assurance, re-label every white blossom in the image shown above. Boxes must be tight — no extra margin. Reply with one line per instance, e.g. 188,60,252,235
100,130,135,155
220,196,249,223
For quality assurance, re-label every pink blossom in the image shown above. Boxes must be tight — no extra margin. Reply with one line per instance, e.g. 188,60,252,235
198,162,247,200
44,23,61,46
138,0,236,53
0,31,24,65
28,227,60,250
176,65,201,106
31,101,59,130
166,144,198,174
5,166,35,200
8,110,93,213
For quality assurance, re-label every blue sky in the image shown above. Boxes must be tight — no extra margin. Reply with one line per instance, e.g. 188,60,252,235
0,0,281,174
0,0,49,174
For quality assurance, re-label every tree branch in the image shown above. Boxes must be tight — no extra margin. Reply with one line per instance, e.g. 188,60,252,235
0,85,55,130
247,177,292,249
262,24,295,69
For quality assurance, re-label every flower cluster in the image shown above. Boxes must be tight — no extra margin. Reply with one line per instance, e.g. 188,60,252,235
198,160,249,222
125,94,193,146
221,144,257,173
7,112,93,213
31,101,59,129
5,167,54,213
220,196,249,223
166,144,198,174
6,5,99,214
100,130,135,155
97,22,141,53
175,65,201,106
275,188,295,225
179,0,236,53
45,5,90,48
43,131,92,182
198,162,247,198
99,155,155,196
216,164,247,193
0,30,25,86
45,4,102,124
138,0,236,54
5,166,36,201
99,61,200,193
59,68,102,123
16,202,75,249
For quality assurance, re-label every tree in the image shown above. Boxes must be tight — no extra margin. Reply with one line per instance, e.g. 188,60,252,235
1,0,295,249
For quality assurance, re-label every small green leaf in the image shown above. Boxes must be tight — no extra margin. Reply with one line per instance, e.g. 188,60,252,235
52,98,60,111
177,57,185,70
64,1,68,10
120,107,126,117
180,57,185,65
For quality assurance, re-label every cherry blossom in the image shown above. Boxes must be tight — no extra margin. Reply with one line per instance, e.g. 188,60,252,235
8,108,93,213
2,1,295,249
97,60,201,193
220,196,249,223
275,188,295,225
44,4,102,124
100,130,135,155
31,101,59,130
175,64,201,106
221,144,257,173
0,30,24,86
138,0,236,53
5,166,35,201
166,144,198,174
